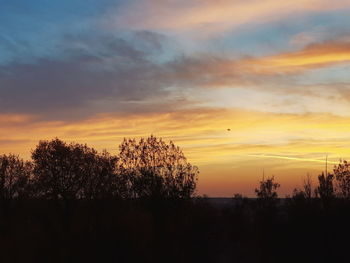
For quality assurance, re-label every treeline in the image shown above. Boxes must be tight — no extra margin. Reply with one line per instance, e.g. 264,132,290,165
0,136,198,200
3,135,350,202
2,137,350,262
250,160,350,207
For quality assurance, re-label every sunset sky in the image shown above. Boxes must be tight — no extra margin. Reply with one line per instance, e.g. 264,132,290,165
2,0,350,196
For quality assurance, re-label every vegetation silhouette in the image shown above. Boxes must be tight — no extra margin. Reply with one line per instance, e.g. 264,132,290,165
117,136,198,199
333,160,350,198
2,137,350,262
31,139,123,200
2,136,199,201
292,173,314,200
255,175,280,208
0,154,31,199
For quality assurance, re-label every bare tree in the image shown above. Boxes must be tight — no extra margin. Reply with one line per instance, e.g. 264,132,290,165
117,135,198,199
333,160,350,198
0,154,32,199
303,174,313,199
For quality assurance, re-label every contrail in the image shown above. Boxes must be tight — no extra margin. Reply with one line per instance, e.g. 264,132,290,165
247,154,339,164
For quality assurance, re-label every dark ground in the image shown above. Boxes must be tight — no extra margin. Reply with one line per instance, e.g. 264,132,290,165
0,198,349,263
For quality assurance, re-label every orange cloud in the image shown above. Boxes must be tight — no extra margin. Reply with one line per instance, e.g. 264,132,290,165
247,42,350,74
0,114,34,125
169,41,350,89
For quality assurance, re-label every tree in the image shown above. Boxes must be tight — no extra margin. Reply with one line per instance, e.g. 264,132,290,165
255,176,280,205
117,135,198,199
31,138,124,199
302,174,313,199
80,150,128,199
315,172,335,203
0,154,32,199
333,160,350,198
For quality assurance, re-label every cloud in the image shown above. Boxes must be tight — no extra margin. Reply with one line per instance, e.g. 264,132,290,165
111,0,350,37
2,108,350,159
164,41,350,90
2,33,350,122
253,41,350,73
0,33,191,120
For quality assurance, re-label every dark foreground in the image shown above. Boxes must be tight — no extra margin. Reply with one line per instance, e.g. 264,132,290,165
0,198,349,263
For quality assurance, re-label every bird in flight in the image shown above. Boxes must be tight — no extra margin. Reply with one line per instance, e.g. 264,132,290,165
227,129,231,131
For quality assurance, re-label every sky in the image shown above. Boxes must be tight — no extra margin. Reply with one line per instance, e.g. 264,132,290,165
2,0,350,196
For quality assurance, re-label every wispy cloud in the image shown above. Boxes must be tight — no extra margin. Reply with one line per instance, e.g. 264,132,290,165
2,36,350,121
111,0,350,37
2,108,350,160
250,41,350,73
0,33,189,120
168,41,350,88
247,154,338,164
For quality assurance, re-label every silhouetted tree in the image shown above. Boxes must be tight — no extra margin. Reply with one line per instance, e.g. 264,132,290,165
117,135,198,199
82,150,128,199
255,176,280,207
31,138,124,199
255,176,280,200
315,172,335,203
302,174,313,199
0,154,32,199
333,160,350,198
